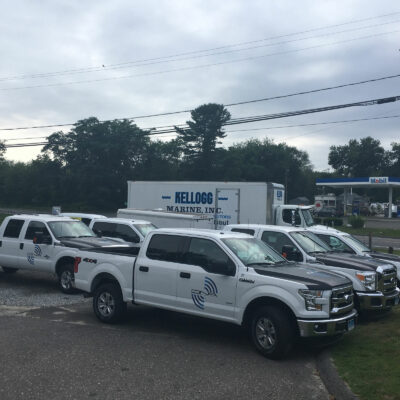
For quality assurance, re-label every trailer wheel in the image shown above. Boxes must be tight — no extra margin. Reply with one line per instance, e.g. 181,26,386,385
2,267,19,274
93,282,127,324
58,263,75,294
250,305,294,359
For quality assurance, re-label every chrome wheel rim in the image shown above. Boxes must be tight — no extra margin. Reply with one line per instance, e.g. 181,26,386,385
61,270,73,290
98,292,115,317
255,317,277,350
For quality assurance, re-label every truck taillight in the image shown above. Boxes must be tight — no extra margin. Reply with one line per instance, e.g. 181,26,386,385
74,257,82,273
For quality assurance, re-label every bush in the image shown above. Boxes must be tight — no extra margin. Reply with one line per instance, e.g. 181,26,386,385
313,217,322,224
349,215,365,229
322,217,343,227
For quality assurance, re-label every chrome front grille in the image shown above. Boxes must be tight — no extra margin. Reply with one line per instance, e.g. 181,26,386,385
377,268,397,294
330,284,354,316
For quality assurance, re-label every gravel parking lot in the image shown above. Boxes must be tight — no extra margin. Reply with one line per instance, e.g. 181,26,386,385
0,269,86,307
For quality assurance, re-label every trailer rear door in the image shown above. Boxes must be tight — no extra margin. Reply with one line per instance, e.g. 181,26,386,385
214,188,240,229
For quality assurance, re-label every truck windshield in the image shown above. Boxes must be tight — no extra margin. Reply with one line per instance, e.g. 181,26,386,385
290,231,330,254
343,235,371,252
222,237,286,266
301,209,315,227
48,221,96,239
134,223,157,237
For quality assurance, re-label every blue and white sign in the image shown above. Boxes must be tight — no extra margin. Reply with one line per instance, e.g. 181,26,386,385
369,177,388,184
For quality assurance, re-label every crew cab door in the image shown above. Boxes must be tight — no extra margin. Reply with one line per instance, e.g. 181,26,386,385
19,221,55,272
0,218,25,268
134,234,186,308
176,237,237,320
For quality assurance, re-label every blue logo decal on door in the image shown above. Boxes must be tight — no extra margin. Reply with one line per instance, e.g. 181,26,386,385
191,277,218,309
27,253,35,265
34,245,42,256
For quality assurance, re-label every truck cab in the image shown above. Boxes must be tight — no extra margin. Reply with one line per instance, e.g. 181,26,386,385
273,205,317,228
0,214,132,292
89,217,157,245
224,224,400,313
309,225,400,282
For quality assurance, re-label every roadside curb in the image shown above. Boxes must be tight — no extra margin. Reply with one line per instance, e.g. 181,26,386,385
316,350,359,400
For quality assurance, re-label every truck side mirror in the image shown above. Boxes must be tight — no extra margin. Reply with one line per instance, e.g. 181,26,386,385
282,245,302,262
33,231,52,245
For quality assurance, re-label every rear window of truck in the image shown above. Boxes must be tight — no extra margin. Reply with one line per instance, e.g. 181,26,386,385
3,219,25,238
146,234,186,262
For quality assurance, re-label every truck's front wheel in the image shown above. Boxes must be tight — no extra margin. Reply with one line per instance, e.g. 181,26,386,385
250,305,294,359
93,283,127,324
58,264,75,294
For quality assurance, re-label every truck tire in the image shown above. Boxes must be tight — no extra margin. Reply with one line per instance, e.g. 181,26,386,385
58,264,75,294
250,305,294,359
2,267,19,274
93,283,127,324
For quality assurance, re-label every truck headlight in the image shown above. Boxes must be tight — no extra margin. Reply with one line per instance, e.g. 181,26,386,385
355,271,376,291
298,289,324,311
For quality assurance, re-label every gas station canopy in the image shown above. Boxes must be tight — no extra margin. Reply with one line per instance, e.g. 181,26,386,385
316,177,400,218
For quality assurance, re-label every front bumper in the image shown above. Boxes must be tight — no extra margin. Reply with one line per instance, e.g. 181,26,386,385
356,287,400,311
297,309,358,337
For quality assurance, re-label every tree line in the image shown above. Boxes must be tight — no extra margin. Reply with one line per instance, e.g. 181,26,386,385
0,103,398,211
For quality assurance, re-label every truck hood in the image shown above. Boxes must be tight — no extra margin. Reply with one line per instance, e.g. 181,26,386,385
314,252,395,272
253,263,350,290
368,251,400,264
59,236,131,250
309,225,342,233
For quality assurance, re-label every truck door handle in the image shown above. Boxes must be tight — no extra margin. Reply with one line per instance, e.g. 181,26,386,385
20,243,24,250
180,272,191,279
139,266,149,272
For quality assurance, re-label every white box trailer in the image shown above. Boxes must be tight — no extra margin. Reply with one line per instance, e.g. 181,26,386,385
125,181,315,229
117,208,214,229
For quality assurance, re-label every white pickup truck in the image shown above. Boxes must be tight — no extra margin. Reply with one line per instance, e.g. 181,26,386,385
72,228,357,359
224,224,400,313
309,225,400,281
0,214,133,293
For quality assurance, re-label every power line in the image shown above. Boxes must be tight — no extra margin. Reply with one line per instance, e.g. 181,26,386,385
1,29,398,92
146,95,400,135
224,114,400,134
2,11,399,82
1,17,398,82
1,72,399,132
4,96,399,148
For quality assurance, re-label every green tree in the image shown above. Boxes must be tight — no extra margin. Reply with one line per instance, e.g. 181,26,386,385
175,103,231,179
215,138,314,200
328,136,388,176
43,117,150,209
0,140,5,161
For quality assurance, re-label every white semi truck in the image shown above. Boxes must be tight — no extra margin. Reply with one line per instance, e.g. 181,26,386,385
122,181,315,229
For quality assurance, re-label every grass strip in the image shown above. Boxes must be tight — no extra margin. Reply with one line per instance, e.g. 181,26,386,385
331,307,400,400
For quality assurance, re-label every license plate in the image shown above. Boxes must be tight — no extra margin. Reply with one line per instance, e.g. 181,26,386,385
347,319,355,331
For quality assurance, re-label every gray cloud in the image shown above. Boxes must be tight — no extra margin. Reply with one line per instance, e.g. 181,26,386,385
1,0,399,169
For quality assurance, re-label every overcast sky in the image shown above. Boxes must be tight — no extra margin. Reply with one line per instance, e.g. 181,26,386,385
1,0,399,170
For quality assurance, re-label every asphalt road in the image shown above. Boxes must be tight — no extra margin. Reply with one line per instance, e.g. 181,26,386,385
0,270,331,400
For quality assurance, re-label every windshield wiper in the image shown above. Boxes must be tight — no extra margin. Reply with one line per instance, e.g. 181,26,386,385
78,235,95,238
246,262,275,266
309,250,327,254
57,236,77,239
